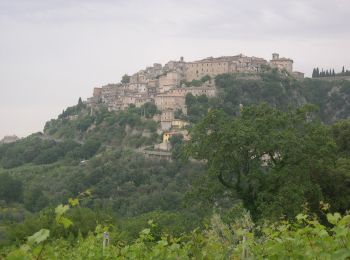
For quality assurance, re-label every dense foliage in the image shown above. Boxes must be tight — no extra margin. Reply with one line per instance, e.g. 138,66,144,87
3,198,350,259
187,104,350,222
312,66,350,78
209,70,350,123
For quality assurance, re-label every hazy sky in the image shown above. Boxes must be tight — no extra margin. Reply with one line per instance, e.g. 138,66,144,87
1,0,349,138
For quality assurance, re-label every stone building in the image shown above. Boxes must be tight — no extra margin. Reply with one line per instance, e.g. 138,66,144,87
93,87,102,97
0,135,19,144
101,84,119,104
159,71,182,93
135,97,153,108
185,54,267,81
171,119,189,129
186,87,216,97
160,109,175,130
164,57,186,76
154,93,187,114
167,86,216,98
292,71,305,80
269,53,293,73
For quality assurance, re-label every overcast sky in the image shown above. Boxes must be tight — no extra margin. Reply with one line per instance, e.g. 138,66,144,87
0,0,349,138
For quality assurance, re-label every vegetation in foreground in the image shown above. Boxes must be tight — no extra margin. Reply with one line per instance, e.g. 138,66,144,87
3,198,350,259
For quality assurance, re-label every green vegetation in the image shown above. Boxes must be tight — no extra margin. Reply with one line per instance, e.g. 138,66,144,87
3,197,350,259
312,66,350,77
121,74,130,84
1,70,350,258
181,75,211,87
186,104,350,222
203,69,350,123
44,102,160,148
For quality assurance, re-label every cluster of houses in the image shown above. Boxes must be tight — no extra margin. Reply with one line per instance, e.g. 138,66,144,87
86,53,303,152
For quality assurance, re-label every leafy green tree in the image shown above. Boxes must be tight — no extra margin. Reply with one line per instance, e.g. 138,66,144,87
332,120,350,156
80,138,101,159
0,173,23,203
312,68,316,78
190,79,202,87
187,104,339,220
24,187,49,212
140,102,158,118
200,75,211,83
121,74,130,84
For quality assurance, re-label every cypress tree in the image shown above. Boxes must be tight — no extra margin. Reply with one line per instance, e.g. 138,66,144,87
342,66,345,74
312,68,316,78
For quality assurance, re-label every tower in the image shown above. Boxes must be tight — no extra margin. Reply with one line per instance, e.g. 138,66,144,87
272,53,279,60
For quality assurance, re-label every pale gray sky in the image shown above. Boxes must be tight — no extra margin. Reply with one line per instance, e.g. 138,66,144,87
0,0,349,137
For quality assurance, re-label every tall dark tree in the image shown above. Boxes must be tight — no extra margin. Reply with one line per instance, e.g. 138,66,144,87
121,74,130,84
187,104,342,220
0,173,23,203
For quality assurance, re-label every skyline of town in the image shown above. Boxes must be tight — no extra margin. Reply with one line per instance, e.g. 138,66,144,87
1,0,349,138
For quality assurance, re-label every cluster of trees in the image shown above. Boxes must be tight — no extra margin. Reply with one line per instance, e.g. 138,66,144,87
312,66,350,78
58,97,85,119
211,70,350,123
45,102,160,148
185,93,212,123
213,71,303,116
0,172,50,213
312,68,336,78
0,149,206,247
0,134,101,169
186,104,350,222
0,173,22,203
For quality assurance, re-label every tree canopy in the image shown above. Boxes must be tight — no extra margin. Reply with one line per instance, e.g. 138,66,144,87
187,104,349,221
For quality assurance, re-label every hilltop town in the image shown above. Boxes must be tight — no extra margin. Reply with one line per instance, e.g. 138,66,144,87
85,53,303,152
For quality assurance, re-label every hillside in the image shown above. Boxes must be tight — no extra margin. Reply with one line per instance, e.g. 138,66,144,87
212,69,350,122
1,70,350,258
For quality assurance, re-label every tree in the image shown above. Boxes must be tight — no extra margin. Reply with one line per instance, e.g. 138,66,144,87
140,102,158,118
24,186,49,212
0,173,23,203
121,74,130,84
190,80,202,87
200,75,211,83
342,66,345,74
187,104,338,220
332,120,350,156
